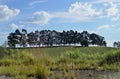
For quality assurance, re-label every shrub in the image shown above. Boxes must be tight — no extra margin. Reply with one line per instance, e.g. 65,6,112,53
0,47,10,58
35,63,51,79
101,50,120,65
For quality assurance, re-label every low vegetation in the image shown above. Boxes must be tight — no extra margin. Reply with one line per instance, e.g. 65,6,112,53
0,46,120,79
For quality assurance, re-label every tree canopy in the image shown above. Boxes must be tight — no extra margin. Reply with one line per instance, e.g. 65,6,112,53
7,29,107,48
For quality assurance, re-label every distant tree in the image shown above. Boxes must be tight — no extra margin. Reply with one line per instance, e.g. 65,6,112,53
81,40,89,47
90,33,106,46
27,32,35,47
113,41,120,48
34,30,40,47
103,41,107,47
8,33,17,48
80,31,90,47
14,29,21,47
113,42,117,48
7,29,28,48
60,30,67,45
90,33,98,45
20,29,27,47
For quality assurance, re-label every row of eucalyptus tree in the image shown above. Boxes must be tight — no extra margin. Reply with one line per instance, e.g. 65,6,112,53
7,29,107,48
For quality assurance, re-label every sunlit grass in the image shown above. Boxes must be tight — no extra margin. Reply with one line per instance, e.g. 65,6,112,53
0,46,120,79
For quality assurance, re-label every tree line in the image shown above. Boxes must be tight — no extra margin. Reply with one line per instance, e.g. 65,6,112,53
7,29,107,48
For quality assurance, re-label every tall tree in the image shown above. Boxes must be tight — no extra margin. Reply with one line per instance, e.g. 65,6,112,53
15,29,21,47
80,31,90,47
7,29,107,48
113,41,120,48
20,29,27,47
8,33,17,48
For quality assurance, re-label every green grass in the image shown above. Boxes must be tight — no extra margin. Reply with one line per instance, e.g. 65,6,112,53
16,46,115,58
17,47,74,58
0,46,120,79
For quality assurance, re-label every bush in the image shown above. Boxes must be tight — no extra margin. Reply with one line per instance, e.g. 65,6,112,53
35,64,51,79
0,47,10,58
101,50,120,64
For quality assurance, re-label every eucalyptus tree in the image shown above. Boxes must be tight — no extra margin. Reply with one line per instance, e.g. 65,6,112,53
20,29,27,47
90,33,106,46
97,35,106,46
60,30,67,45
40,30,45,46
34,30,40,47
27,32,35,47
50,30,58,46
15,29,21,47
8,33,16,48
7,29,21,48
90,33,99,45
80,31,90,47
113,41,120,48
74,31,81,45
113,42,118,48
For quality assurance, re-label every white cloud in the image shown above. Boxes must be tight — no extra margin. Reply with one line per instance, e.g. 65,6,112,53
97,24,111,30
26,2,103,25
106,2,119,17
26,1,120,25
51,2,102,23
52,2,119,23
118,27,120,30
94,0,120,4
52,12,90,23
0,32,5,35
103,3,108,6
111,17,119,21
79,30,84,33
27,11,51,25
0,32,8,39
0,5,20,21
10,23,19,30
29,0,46,6
19,24,25,28
68,2,102,17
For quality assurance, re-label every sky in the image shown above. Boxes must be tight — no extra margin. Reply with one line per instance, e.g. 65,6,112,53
0,0,120,46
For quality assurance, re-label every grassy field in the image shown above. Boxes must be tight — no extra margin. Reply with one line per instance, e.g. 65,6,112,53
17,46,115,58
0,46,120,79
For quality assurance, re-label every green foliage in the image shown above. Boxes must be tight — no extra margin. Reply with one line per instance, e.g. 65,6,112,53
0,47,52,79
66,50,80,59
0,46,10,58
35,63,51,79
101,49,120,65
58,47,120,70
7,30,106,48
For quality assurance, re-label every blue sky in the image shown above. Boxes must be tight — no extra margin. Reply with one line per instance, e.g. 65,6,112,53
0,0,120,46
